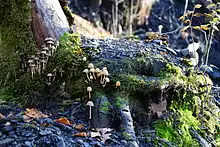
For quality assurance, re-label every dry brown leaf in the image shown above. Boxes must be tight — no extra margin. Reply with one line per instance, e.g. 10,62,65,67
24,108,48,119
73,132,87,137
0,113,5,119
75,124,85,130
55,117,72,126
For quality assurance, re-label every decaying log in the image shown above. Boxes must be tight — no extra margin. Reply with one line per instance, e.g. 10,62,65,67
118,101,138,146
31,0,70,47
92,95,111,128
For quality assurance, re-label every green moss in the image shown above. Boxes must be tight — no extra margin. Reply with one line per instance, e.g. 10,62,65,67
154,109,200,146
0,0,37,101
122,131,132,140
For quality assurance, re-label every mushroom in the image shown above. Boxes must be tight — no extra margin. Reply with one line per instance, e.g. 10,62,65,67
87,86,92,99
44,37,55,42
83,69,90,81
82,57,87,62
28,59,34,73
101,69,109,84
51,46,56,56
90,68,96,79
158,25,163,34
34,57,40,73
46,40,55,48
59,69,64,78
42,47,49,53
29,63,36,79
102,67,107,71
88,63,94,69
47,73,53,82
86,101,94,120
116,81,121,88
90,75,93,80
41,51,47,59
41,59,47,71
41,44,46,48
56,41,59,48
103,77,110,87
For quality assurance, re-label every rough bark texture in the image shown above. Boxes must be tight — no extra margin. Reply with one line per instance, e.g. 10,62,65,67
31,0,70,47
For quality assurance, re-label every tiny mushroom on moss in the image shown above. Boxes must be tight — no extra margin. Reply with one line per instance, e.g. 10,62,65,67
101,69,109,84
116,81,121,88
87,86,92,99
86,101,94,120
103,77,110,87
47,73,53,82
83,69,90,81
88,63,94,69
83,57,87,62
90,68,96,79
158,25,163,34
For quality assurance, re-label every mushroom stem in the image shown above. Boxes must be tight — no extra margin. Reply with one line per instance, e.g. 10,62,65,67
92,72,96,79
31,69,34,79
103,81,107,87
86,73,91,81
88,91,91,99
89,106,92,119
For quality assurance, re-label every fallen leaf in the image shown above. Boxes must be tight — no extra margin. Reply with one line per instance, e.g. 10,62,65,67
56,117,72,126
75,124,85,130
90,131,101,138
0,113,5,119
24,108,48,119
73,132,87,137
194,4,202,9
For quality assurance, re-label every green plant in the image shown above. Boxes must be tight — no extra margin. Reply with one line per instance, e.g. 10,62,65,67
179,3,220,66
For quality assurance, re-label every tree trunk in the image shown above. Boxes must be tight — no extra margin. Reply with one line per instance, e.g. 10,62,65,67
31,0,70,47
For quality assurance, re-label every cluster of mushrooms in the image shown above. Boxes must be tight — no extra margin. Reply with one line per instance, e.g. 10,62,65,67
83,63,110,87
82,61,111,120
20,37,59,79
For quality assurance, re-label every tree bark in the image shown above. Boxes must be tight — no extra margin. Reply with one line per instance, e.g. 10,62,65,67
31,0,70,47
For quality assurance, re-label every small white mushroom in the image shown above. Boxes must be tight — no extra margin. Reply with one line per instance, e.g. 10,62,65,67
90,75,93,80
82,57,87,62
46,40,55,48
87,86,92,99
41,59,47,71
103,77,110,87
88,63,94,69
29,63,36,79
158,25,163,34
101,69,109,84
116,81,121,88
47,73,53,82
59,69,64,78
90,68,96,79
83,69,90,81
44,37,55,42
41,51,47,59
86,101,94,120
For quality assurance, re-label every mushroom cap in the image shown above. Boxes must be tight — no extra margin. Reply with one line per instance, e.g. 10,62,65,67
86,101,94,106
28,59,34,63
47,73,53,77
95,68,101,73
42,47,49,51
102,67,107,70
88,63,94,69
34,57,39,61
41,44,46,48
30,55,35,59
116,81,121,87
102,69,109,76
90,68,95,72
90,75,93,80
83,69,89,73
82,57,87,61
87,86,92,92
46,40,55,44
158,25,163,29
105,77,110,82
41,59,47,63
41,51,47,54
45,37,55,42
